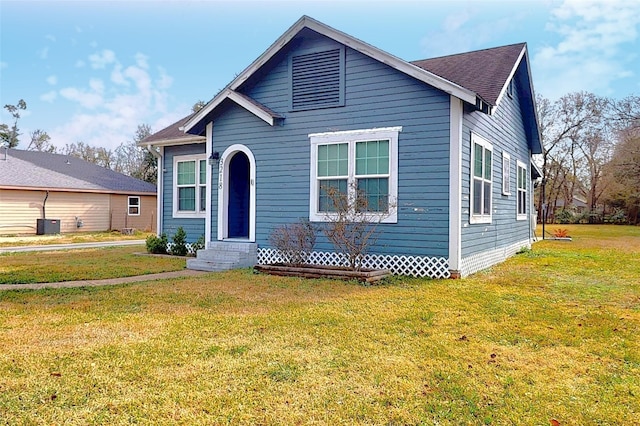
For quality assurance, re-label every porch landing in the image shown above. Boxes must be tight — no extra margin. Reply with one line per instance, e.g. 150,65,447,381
186,241,257,272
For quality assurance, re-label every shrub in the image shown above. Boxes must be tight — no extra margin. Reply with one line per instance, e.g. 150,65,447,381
171,227,188,256
146,233,168,254
190,235,206,255
555,209,575,224
269,219,317,266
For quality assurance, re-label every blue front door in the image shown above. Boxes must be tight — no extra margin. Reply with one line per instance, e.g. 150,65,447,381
227,152,250,238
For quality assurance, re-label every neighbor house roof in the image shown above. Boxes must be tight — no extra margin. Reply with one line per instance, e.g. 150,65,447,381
0,148,157,194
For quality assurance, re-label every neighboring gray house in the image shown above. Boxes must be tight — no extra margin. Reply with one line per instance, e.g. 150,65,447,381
141,16,542,278
0,148,157,234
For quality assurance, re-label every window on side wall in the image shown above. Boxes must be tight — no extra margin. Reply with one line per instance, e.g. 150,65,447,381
470,133,493,224
517,160,527,220
309,127,400,223
128,196,140,216
173,154,207,218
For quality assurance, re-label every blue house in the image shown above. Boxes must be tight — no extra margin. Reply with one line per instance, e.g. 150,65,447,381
141,16,542,278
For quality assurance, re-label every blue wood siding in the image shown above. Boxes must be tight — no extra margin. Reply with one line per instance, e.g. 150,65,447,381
162,143,206,242
211,32,452,257
460,65,533,258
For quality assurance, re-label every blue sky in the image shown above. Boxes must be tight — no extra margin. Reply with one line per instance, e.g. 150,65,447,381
1,0,639,151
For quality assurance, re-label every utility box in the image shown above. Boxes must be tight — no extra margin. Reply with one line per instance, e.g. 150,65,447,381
36,219,61,235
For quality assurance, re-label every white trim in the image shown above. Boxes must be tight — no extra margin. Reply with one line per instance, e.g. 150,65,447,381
205,122,213,248
127,196,141,216
172,154,207,219
516,160,527,221
227,90,278,126
157,146,164,234
448,97,463,275
494,45,526,106
502,151,511,195
138,136,205,148
217,144,256,242
469,132,493,225
184,16,477,133
309,127,400,224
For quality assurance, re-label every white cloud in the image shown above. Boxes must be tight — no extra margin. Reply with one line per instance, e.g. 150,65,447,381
89,49,116,69
46,75,57,85
0,61,7,69
50,51,185,151
40,91,57,103
533,0,640,99
38,47,49,60
75,60,86,68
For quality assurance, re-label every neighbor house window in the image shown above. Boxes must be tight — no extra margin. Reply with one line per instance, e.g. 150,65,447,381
309,127,401,223
502,152,511,195
173,154,207,218
128,196,140,216
517,160,527,220
470,133,493,224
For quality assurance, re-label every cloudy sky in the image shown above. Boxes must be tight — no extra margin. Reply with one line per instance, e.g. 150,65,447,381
1,0,639,151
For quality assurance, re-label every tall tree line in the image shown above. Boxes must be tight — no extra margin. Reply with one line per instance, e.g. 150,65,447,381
537,92,640,225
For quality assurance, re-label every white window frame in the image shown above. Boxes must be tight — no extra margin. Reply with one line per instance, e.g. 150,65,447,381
309,127,401,224
127,196,140,216
517,160,527,221
470,133,493,224
173,154,207,219
502,151,511,195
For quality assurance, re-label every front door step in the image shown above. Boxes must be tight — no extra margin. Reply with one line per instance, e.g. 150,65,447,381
187,242,257,272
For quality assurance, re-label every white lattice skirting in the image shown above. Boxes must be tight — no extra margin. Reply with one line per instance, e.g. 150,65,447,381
166,242,199,256
257,248,450,279
460,239,531,277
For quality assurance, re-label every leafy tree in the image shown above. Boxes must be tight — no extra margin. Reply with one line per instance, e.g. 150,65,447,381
0,99,27,148
63,141,113,168
192,100,206,112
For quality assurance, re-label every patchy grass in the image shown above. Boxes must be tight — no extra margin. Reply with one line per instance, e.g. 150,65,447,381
0,230,153,247
0,246,185,284
0,225,638,424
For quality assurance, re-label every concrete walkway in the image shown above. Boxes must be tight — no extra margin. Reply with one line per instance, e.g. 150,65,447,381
0,269,209,291
0,239,147,254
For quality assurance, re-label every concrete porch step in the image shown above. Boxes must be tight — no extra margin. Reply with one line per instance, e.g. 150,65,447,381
187,242,258,272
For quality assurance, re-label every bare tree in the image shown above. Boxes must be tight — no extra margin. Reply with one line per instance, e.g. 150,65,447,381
26,129,56,153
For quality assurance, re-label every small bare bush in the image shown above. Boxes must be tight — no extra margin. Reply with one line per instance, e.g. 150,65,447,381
269,219,317,265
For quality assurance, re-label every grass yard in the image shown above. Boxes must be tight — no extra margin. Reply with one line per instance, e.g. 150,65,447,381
0,246,186,284
0,225,638,424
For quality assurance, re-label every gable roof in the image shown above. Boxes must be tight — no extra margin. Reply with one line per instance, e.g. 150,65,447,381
412,43,526,108
0,148,157,194
147,15,540,154
183,15,479,135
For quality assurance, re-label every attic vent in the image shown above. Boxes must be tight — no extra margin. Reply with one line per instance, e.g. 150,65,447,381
291,48,344,111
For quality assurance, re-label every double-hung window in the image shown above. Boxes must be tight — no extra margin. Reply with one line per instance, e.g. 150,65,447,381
309,127,400,223
470,133,493,224
128,196,140,216
173,154,207,218
517,161,527,220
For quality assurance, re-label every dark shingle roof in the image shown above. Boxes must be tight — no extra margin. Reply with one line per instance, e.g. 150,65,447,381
411,43,526,106
140,113,205,144
0,148,156,194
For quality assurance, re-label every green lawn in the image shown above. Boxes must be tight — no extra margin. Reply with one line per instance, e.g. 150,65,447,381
0,225,638,424
0,245,186,284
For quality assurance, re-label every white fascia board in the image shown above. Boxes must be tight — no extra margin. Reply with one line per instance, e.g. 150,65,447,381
137,136,205,148
494,44,527,107
226,91,276,126
184,15,478,134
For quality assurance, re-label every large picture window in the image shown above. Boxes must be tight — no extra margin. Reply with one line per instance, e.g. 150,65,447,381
309,127,400,223
173,154,207,218
470,133,493,224
517,161,527,220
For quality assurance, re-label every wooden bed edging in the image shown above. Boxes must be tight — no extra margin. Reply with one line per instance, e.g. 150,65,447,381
254,264,391,283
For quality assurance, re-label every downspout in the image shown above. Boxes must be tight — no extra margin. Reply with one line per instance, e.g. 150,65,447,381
42,190,49,219
145,144,163,235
